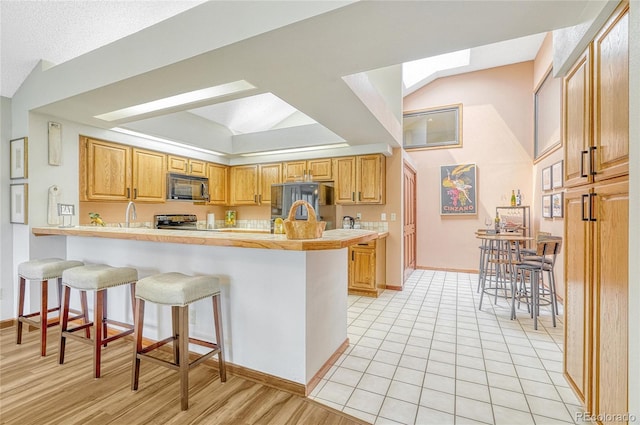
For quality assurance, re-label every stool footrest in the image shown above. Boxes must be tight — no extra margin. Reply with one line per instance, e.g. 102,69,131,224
140,336,175,354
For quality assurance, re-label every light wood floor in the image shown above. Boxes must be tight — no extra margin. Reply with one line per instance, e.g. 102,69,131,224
0,325,367,425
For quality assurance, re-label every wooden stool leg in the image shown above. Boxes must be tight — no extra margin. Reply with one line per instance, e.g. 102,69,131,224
94,290,104,378
40,280,49,356
213,294,226,382
56,277,63,316
131,298,144,391
16,277,26,345
179,306,189,410
59,285,71,365
171,306,180,364
80,291,91,338
102,290,108,348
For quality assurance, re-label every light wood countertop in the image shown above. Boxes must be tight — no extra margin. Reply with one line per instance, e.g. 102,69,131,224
32,226,379,251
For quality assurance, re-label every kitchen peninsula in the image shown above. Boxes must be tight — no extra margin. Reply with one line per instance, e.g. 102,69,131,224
32,226,378,395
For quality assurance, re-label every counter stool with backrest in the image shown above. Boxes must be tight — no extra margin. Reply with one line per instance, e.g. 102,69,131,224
16,258,84,356
131,272,226,411
59,264,138,378
513,237,562,330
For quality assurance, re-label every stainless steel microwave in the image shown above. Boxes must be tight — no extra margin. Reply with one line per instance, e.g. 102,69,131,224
167,173,209,201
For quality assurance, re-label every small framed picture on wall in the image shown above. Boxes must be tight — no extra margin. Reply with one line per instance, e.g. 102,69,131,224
552,193,564,218
542,166,552,191
542,195,552,218
552,161,563,189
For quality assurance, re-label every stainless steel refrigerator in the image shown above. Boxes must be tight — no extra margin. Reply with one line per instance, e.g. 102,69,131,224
271,182,336,232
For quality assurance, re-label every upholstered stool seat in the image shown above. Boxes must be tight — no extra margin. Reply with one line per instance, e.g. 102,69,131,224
16,258,84,356
59,264,137,378
132,272,226,411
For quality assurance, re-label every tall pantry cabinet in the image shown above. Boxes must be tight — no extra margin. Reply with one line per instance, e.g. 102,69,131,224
563,1,629,422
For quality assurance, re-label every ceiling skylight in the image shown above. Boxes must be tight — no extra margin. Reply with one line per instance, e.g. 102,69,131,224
94,80,255,121
403,49,470,89
188,92,316,135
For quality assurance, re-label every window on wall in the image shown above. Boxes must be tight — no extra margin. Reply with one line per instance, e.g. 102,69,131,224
403,104,462,150
534,68,561,160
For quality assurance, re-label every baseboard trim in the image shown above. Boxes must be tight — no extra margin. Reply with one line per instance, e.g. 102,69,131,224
385,285,402,291
306,338,349,396
417,265,479,274
0,319,15,330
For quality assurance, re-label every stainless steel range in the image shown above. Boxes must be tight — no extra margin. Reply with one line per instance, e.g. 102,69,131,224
154,214,198,230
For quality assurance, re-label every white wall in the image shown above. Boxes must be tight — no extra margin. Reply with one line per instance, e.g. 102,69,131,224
1,97,14,318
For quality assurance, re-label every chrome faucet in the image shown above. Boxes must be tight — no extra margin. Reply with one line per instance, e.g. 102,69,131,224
125,201,137,227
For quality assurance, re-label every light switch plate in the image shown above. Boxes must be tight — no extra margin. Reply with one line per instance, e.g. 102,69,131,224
356,212,362,219
381,213,387,221
391,213,397,221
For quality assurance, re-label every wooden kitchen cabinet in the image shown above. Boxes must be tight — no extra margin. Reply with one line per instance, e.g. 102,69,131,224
564,3,628,188
131,148,166,202
230,163,281,205
167,155,207,177
207,163,228,205
82,137,166,203
563,2,628,421
348,237,386,297
283,158,332,181
335,154,385,205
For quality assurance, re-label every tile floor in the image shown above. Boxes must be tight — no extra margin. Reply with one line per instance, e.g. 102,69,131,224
309,270,584,425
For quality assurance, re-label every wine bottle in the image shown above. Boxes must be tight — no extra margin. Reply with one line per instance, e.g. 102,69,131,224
510,190,516,206
494,212,500,232
516,189,522,206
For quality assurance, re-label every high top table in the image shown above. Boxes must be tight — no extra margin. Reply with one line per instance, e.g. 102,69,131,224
476,232,533,317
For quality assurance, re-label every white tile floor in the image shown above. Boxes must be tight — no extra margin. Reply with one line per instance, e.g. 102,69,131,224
309,270,584,425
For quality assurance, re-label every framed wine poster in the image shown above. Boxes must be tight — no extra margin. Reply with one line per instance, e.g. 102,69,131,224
440,163,477,215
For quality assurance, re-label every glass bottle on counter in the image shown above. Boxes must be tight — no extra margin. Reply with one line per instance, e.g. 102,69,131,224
516,189,522,206
494,212,501,233
510,190,516,206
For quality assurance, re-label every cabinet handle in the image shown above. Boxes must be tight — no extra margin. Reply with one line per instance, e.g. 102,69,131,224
580,150,589,178
352,192,355,201
589,193,597,221
589,146,597,176
258,194,262,203
190,164,193,173
581,194,589,221
351,251,354,261
134,188,137,199
127,188,130,199
254,194,258,203
358,192,361,201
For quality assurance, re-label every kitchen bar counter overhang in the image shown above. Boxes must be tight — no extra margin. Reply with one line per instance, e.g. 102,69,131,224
32,226,381,396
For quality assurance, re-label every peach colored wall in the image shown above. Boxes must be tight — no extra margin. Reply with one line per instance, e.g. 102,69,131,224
403,62,535,271
531,32,566,299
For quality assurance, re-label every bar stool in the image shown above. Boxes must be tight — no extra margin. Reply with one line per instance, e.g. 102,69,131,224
59,264,138,378
16,258,84,356
131,272,226,411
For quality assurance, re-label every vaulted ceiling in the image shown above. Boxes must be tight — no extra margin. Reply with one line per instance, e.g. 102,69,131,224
3,1,600,163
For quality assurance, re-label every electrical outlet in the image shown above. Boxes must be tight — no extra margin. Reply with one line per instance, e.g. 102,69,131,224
356,212,362,219
381,213,387,221
391,213,397,221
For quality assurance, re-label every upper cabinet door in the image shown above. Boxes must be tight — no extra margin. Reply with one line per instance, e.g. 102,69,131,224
283,161,307,182
563,47,592,189
86,138,131,201
230,165,259,205
308,158,332,181
188,159,207,177
334,157,357,204
593,3,629,182
259,163,282,205
132,148,166,202
207,163,228,206
167,155,188,174
357,154,385,204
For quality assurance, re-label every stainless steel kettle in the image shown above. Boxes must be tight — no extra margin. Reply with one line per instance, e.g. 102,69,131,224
342,216,354,229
